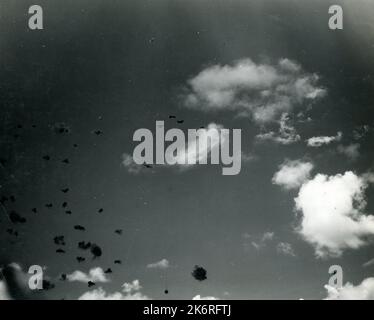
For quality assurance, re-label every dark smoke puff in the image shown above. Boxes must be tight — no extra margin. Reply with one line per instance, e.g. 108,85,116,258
192,265,207,281
90,244,102,258
9,211,26,224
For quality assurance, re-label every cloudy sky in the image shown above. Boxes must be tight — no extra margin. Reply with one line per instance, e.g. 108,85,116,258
1,0,374,300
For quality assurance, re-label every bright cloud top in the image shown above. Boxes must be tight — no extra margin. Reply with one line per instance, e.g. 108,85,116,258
295,172,374,257
325,278,374,300
79,280,149,300
183,58,326,123
272,160,314,190
67,267,110,283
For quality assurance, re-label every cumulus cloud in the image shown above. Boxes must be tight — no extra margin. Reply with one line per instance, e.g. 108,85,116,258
192,295,218,300
272,160,314,190
79,280,149,300
276,242,296,257
183,58,326,123
256,113,301,145
306,131,342,147
324,278,374,300
147,259,170,269
295,171,374,257
67,267,110,283
337,143,360,161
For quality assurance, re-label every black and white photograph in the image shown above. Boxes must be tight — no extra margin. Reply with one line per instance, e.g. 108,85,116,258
0,0,374,308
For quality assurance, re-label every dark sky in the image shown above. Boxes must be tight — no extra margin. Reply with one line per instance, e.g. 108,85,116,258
1,0,374,300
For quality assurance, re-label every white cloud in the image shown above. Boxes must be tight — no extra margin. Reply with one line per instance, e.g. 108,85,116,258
183,58,326,124
147,259,170,269
306,131,342,147
67,267,110,283
337,143,360,161
276,242,296,257
295,171,374,257
256,113,301,145
192,295,219,300
79,279,149,300
324,278,374,300
122,280,142,293
272,160,314,190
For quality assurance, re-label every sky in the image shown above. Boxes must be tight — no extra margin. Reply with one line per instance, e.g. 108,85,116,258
1,0,374,300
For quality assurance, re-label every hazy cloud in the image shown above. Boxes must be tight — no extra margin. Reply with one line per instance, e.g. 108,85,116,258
363,258,374,268
121,153,144,174
276,242,296,257
337,143,360,161
147,259,170,269
256,113,301,144
243,231,275,251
